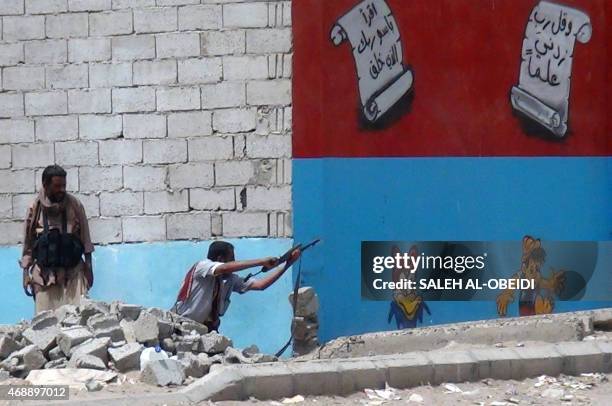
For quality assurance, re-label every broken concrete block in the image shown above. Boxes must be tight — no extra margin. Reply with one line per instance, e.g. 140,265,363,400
161,338,176,354
176,335,200,353
57,326,93,356
133,312,159,343
44,358,68,369
85,379,104,392
70,337,111,364
242,345,260,357
177,321,208,336
0,370,9,381
120,320,136,343
118,304,142,321
78,300,109,325
176,351,210,378
251,353,278,363
200,331,232,354
22,325,59,354
48,346,64,361
108,343,143,372
8,345,46,374
88,314,125,342
140,359,185,387
54,304,78,324
62,314,81,327
291,316,319,341
224,346,251,364
111,340,127,348
31,310,59,330
68,354,107,370
0,336,23,359
158,319,174,339
289,288,319,317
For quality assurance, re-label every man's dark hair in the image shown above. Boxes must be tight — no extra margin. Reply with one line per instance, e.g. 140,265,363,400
42,165,67,186
207,241,234,261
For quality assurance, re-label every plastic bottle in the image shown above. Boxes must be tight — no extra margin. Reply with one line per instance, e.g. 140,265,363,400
139,345,168,371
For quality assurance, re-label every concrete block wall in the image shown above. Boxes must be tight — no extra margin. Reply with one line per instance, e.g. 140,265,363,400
0,0,293,245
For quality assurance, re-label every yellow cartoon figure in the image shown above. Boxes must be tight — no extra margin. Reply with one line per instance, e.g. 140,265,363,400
497,236,566,317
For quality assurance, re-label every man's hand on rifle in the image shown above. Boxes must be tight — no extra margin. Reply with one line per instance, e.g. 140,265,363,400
285,248,301,268
262,257,280,270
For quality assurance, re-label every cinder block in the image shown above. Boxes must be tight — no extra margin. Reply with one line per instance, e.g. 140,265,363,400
90,10,133,36
46,64,88,90
469,348,519,381
0,94,25,118
156,87,199,111
223,3,268,28
123,166,167,191
25,91,68,116
3,16,45,41
233,134,246,158
0,0,25,15
72,193,100,217
89,217,122,244
283,54,292,78
113,88,156,113
166,212,211,240
177,58,221,85
112,0,154,10
100,191,143,216
134,60,177,86
0,221,23,245
3,66,45,91
25,40,67,64
222,55,267,80
11,143,54,169
514,345,564,378
0,119,34,143
69,38,111,63
0,170,35,194
12,193,38,218
286,362,342,397
35,116,79,142
282,1,291,26
188,137,233,161
46,13,89,39
69,0,111,12
222,212,267,237
215,161,254,186
79,115,122,140
143,139,187,164
90,63,132,87
268,211,291,237
213,108,256,133
246,28,292,54
122,216,166,242
0,146,11,169
167,111,212,138
25,0,67,14
99,139,142,165
0,43,25,66
56,141,98,167
156,33,200,58
68,89,111,114
201,82,245,109
168,163,213,189
123,114,166,138
157,0,198,6
247,80,291,105
201,30,245,56
134,7,177,33
112,35,155,61
178,5,221,31
556,342,607,375
0,195,12,218
246,186,291,211
241,364,294,400
246,134,291,158
79,166,122,192
144,190,188,214
190,188,234,211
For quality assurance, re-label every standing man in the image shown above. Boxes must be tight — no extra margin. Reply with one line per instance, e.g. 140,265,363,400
20,165,95,313
173,241,301,331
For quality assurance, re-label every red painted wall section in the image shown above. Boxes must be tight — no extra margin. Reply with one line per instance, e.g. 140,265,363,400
293,0,611,157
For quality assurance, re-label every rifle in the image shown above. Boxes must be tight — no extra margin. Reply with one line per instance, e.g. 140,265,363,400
244,239,321,282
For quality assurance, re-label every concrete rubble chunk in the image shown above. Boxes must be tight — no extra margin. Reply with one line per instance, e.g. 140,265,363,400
57,326,93,356
0,336,23,359
111,340,127,348
176,335,200,353
140,359,185,387
68,354,107,370
161,338,176,354
176,351,210,378
177,321,208,336
251,353,278,363
85,379,104,392
158,319,174,339
0,370,9,381
44,358,67,369
108,342,144,372
48,346,64,361
292,316,319,341
62,314,81,327
70,337,111,364
31,310,59,330
200,331,232,354
120,319,137,343
224,346,251,364
79,299,110,325
88,314,124,342
54,304,78,324
22,325,60,354
6,345,46,375
133,312,159,343
242,345,260,357
118,304,143,321
289,287,320,317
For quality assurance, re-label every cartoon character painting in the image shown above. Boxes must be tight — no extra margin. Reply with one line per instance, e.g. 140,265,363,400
496,236,567,316
387,245,431,329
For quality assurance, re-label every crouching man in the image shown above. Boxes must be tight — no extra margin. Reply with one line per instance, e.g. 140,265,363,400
172,241,300,332
20,165,94,313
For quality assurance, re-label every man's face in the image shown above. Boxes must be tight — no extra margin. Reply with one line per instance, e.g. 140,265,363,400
45,176,67,203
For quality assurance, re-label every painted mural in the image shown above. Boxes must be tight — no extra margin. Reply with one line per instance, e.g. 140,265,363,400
330,0,413,125
510,1,592,138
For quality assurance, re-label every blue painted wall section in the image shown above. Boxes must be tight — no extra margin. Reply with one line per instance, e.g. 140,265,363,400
0,238,294,355
293,157,612,342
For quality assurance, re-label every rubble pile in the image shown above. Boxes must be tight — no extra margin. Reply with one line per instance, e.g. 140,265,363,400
0,299,278,387
290,287,319,356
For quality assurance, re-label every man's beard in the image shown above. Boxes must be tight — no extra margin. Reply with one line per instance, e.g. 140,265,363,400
49,193,65,203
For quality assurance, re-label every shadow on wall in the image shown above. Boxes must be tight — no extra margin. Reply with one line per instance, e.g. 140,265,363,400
0,238,294,355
